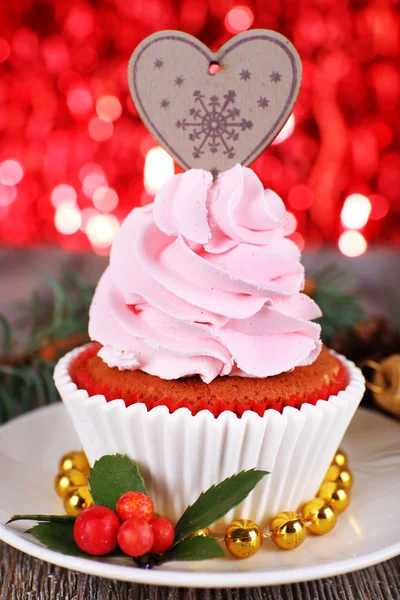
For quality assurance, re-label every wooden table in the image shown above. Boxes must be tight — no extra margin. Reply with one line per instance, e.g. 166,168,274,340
1,542,400,599
1,248,399,599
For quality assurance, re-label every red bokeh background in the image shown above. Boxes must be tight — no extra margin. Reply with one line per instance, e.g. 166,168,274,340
0,0,399,256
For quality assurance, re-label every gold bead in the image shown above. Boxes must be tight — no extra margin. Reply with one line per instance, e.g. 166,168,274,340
270,511,307,550
324,464,353,492
302,498,337,535
317,482,350,514
332,449,347,469
63,486,93,516
59,451,90,477
188,528,211,539
336,468,353,491
55,469,88,499
324,464,341,483
225,519,262,559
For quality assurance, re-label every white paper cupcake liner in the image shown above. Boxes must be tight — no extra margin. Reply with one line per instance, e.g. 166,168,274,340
54,346,365,531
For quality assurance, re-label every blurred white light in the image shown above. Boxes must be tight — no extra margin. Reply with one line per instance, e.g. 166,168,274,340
272,114,295,145
338,231,368,257
54,203,82,235
341,194,371,229
88,116,114,142
80,207,98,230
224,6,254,33
83,172,108,199
86,213,119,248
79,163,104,183
144,146,174,194
0,160,24,186
96,95,122,122
51,184,77,208
92,186,119,212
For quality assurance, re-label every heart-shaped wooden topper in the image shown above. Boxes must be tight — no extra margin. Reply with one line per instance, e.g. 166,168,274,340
128,29,301,175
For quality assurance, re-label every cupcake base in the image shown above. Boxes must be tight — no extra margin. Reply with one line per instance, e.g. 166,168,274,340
70,344,347,417
54,346,364,531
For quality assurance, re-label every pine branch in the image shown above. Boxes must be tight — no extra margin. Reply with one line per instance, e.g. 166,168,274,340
310,265,365,343
0,267,94,424
0,315,13,356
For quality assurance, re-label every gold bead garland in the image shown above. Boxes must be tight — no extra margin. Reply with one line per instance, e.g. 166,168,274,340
323,464,341,483
225,519,262,558
55,468,88,499
302,498,337,535
64,485,93,516
188,527,211,539
54,448,352,556
222,448,352,557
331,449,347,469
335,468,353,491
317,481,350,514
59,450,90,477
270,511,307,550
55,451,93,515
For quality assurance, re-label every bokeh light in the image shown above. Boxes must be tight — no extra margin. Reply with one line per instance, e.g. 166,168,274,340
369,194,389,220
272,114,296,145
288,185,314,211
0,185,17,206
144,147,174,194
83,172,108,199
86,213,119,248
79,163,104,183
341,194,371,229
338,231,368,257
92,187,119,212
96,95,122,122
80,207,98,231
64,6,95,39
51,184,77,208
88,117,114,142
224,6,254,33
67,86,93,116
0,161,24,186
54,204,82,235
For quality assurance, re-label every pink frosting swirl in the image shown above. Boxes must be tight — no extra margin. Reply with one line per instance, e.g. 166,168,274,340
89,164,322,383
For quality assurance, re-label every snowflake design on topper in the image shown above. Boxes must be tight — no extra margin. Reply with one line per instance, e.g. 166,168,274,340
176,90,253,159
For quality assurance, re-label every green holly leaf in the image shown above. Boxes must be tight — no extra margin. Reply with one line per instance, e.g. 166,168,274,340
28,522,87,558
161,536,224,563
7,514,75,525
27,521,126,559
174,469,269,542
89,454,146,510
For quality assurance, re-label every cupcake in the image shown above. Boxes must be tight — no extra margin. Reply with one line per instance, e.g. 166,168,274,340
55,164,364,530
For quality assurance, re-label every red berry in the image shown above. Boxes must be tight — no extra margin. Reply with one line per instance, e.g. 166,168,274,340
117,517,154,557
116,491,154,522
73,506,120,556
150,517,175,554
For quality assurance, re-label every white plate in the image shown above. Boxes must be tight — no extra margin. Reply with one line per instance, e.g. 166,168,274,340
0,404,399,588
